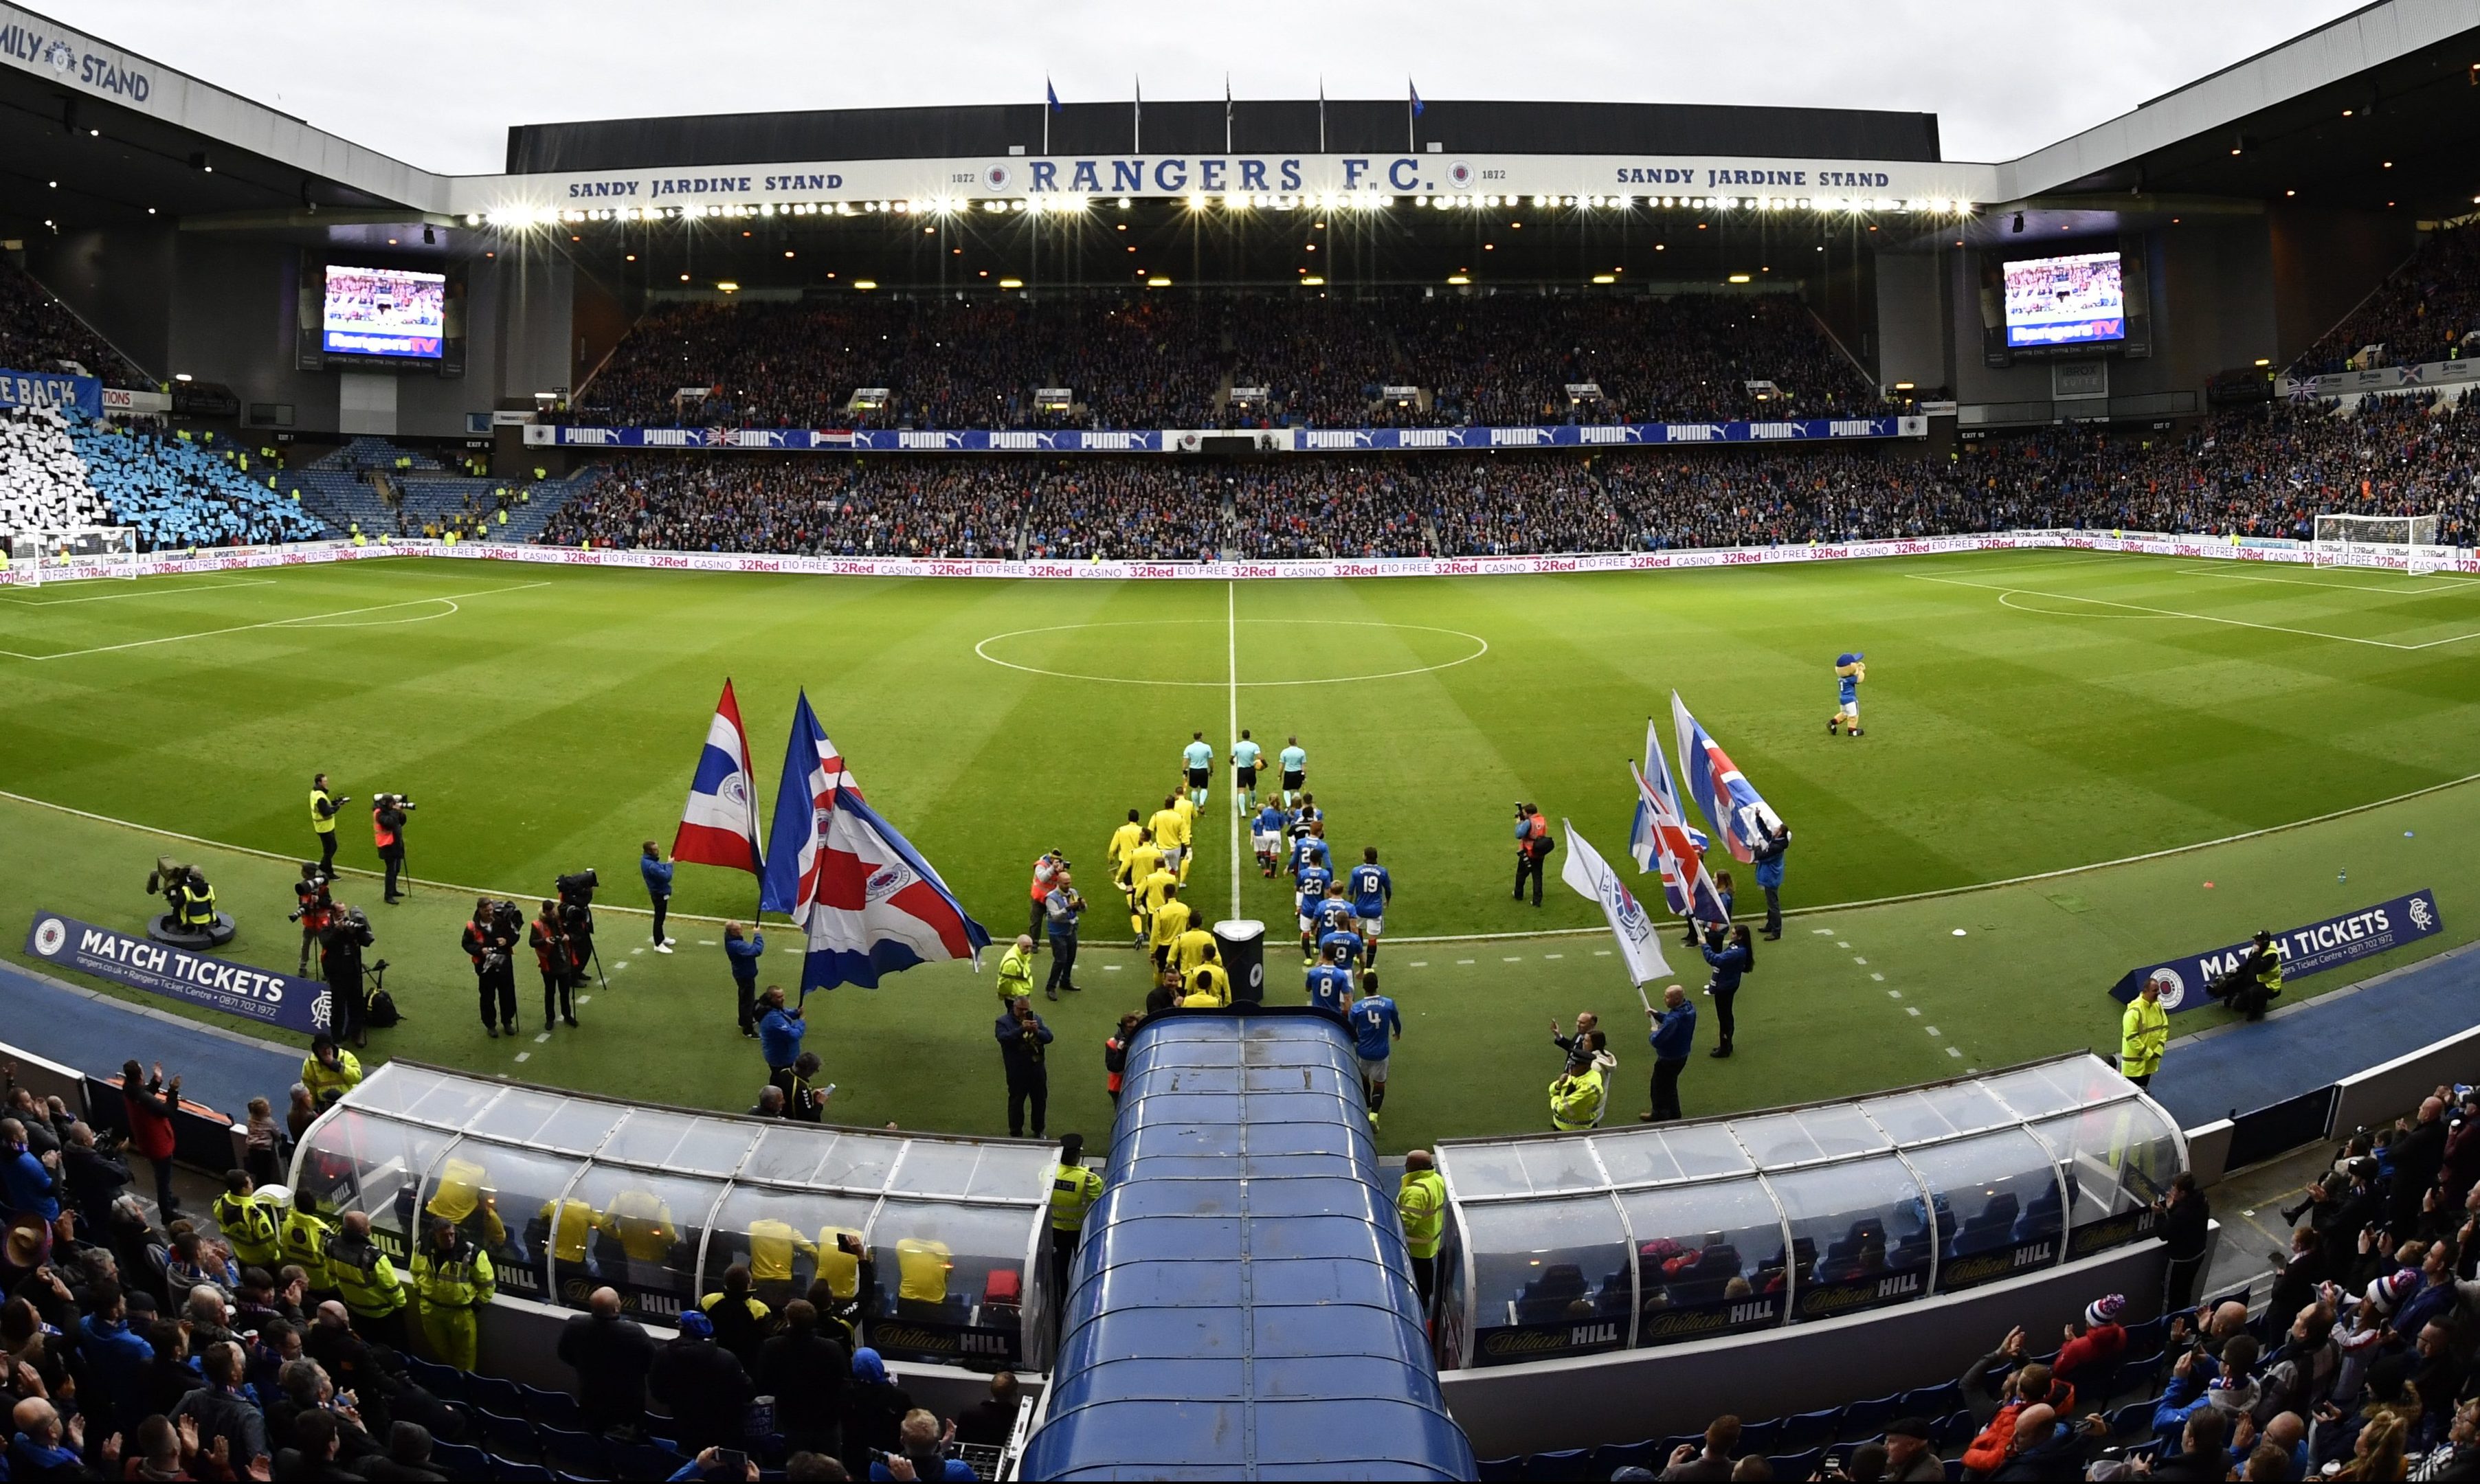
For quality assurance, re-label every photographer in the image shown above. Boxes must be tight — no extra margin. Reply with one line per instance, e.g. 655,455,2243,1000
531,899,581,1031
1512,802,1551,908
1042,869,1086,998
371,794,412,905
994,995,1054,1140
309,773,346,877
462,898,520,1039
319,906,376,1048
291,862,334,977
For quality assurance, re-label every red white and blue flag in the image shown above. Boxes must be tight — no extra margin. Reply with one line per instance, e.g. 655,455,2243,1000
761,690,985,992
1629,716,1706,872
1671,691,1782,865
1631,757,1729,925
671,679,765,875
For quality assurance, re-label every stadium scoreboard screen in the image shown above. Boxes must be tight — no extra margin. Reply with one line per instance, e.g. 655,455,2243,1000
321,265,446,359
2001,250,2125,349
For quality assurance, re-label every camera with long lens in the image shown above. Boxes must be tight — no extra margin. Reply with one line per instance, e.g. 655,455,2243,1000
555,869,598,945
373,792,417,812
480,899,524,973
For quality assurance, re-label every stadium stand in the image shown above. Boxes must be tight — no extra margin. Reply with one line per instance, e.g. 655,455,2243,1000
0,407,325,549
2292,222,2480,376
574,291,1877,432
530,391,2480,559
0,262,147,383
289,438,596,543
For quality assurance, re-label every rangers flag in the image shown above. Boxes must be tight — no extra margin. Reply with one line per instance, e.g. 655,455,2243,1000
761,691,985,991
1629,715,1707,873
1671,692,1782,864
1631,758,1730,925
671,679,764,875
760,690,860,914
1559,820,1669,987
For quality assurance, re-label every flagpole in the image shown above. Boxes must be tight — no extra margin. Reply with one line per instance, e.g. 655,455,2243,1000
1042,78,1050,155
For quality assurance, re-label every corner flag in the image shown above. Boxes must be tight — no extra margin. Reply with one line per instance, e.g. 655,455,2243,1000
1671,692,1781,864
671,679,763,875
1561,820,1671,987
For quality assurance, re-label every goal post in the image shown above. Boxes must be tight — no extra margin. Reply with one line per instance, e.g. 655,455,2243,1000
2312,513,2454,574
7,527,141,586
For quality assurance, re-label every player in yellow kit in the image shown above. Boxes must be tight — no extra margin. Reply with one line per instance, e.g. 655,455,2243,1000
1147,880,1192,975
1169,789,1200,881
1105,810,1143,888
1123,831,1165,950
1149,797,1189,880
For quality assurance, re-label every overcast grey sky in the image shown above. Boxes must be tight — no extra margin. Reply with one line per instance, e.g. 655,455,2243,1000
32,0,2373,175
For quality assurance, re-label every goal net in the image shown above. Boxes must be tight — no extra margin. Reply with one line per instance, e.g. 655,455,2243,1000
2312,513,2455,575
8,527,141,586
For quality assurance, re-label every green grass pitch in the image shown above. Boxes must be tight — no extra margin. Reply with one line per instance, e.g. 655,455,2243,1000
3,548,2475,1145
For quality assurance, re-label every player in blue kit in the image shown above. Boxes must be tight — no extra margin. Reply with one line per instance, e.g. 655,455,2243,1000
1251,799,1286,877
1348,846,1393,963
1290,822,1330,879
1349,974,1401,1126
1181,731,1215,807
1305,943,1354,1015
1293,855,1334,962
1312,884,1361,965
1828,652,1866,737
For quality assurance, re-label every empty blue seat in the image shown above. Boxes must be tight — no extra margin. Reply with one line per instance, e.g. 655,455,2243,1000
476,1409,539,1463
1734,1419,1781,1458
469,1375,528,1418
1899,1381,1965,1417
1775,1408,1840,1450
1587,1441,1658,1476
489,1461,557,1484
1839,1394,1899,1442
1519,1448,1591,1481
1476,1457,1523,1482
521,1384,585,1431
539,1426,611,1479
429,1441,493,1483
402,1355,466,1400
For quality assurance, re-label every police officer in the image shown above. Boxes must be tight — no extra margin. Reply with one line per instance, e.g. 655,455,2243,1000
309,773,346,877
1397,1151,1446,1307
276,1187,339,1304
326,1208,407,1351
1046,1133,1102,1297
372,795,408,904
412,1216,495,1372
1549,1053,1605,1132
212,1171,284,1274
463,898,519,1039
176,868,217,934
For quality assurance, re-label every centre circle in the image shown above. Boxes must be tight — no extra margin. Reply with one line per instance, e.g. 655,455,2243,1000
974,618,1490,687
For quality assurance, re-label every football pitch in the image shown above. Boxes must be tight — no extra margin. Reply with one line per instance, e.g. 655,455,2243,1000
3,547,2476,1145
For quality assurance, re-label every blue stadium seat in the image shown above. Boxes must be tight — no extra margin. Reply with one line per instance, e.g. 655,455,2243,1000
613,1442,690,1481
538,1426,611,1479
1587,1441,1658,1476
1769,1450,1825,1481
2121,1315,2167,1351
521,1384,585,1431
430,1441,493,1482
469,1375,528,1418
1838,1393,1899,1442
1900,1382,1965,1417
476,1409,539,1463
2106,1402,2157,1438
1476,1457,1523,1482
1932,1411,1978,1450
1775,1408,1841,1450
1733,1419,1781,1457
1519,1448,1591,1481
403,1355,466,1400
489,1461,557,1483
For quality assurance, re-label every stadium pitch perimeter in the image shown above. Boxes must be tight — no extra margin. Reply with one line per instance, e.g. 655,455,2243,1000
3,546,2475,1145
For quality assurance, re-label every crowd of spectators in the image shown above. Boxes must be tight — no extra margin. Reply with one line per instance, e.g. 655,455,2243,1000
577,291,1880,432
2294,225,2480,378
0,266,144,385
533,390,2480,561
0,410,322,555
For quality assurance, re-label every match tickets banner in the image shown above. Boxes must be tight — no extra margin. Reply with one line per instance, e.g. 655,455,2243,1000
23,911,333,1036
15,530,2478,590
2108,889,2444,1015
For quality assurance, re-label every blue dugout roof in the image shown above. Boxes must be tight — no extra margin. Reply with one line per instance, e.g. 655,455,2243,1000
1020,1008,1475,1481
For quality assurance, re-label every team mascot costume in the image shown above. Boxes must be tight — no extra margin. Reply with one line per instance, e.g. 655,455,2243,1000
1829,652,1866,737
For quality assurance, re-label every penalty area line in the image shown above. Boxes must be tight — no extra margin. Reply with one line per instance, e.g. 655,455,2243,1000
5,581,552,660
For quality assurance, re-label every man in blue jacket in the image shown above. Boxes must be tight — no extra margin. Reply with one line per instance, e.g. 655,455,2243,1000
0,1118,60,1222
78,1278,154,1439
724,922,766,1038
757,986,805,1074
995,996,1055,1139
641,842,676,954
1642,986,1695,1123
